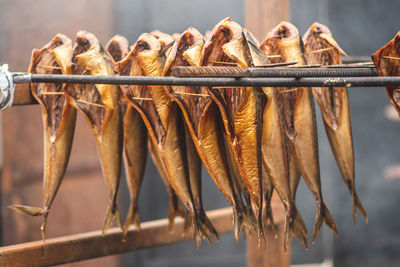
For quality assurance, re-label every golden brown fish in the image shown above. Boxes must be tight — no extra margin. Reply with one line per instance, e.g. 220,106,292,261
117,33,219,247
150,30,175,49
162,27,254,241
106,35,148,234
201,18,265,237
241,29,308,249
372,32,400,117
9,34,76,240
62,31,123,235
304,22,367,224
261,22,337,244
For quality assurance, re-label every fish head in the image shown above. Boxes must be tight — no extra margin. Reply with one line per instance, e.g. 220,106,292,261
73,31,117,109
202,17,243,65
150,30,175,50
261,21,306,65
303,22,348,59
105,34,130,63
134,33,164,77
163,27,205,76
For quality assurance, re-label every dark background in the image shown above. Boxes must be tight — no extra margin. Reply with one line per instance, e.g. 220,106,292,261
1,0,400,266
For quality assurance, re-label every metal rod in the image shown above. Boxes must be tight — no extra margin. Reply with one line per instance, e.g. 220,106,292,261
12,73,400,87
172,66,378,78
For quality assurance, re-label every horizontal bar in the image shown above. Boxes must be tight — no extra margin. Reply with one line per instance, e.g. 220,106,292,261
172,66,378,78
0,208,234,267
12,73,400,87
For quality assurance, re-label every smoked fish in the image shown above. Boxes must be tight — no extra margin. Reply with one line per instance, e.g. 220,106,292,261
372,32,400,117
63,31,123,235
106,35,148,234
201,17,265,237
162,27,254,241
304,22,367,224
243,29,308,249
10,34,76,240
261,22,337,243
117,33,219,247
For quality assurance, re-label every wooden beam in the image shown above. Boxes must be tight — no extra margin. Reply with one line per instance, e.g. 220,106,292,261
0,208,233,267
245,0,289,41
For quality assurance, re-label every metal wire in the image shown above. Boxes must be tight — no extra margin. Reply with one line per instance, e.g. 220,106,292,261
11,73,400,87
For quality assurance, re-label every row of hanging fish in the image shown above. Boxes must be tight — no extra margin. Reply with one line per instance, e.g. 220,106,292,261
9,17,368,250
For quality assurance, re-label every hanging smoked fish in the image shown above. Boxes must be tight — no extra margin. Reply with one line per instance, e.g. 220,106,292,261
201,17,264,238
162,27,255,241
261,22,337,244
303,22,367,224
63,31,123,235
106,35,148,234
372,32,400,118
105,34,130,67
9,34,76,240
117,33,219,247
241,29,308,249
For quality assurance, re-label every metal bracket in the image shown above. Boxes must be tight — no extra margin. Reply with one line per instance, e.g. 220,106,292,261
0,64,15,110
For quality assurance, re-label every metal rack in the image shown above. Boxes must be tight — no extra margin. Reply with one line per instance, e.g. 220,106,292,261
0,65,396,267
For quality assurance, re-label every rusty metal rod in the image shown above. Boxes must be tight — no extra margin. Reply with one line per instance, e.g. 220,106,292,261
172,66,378,77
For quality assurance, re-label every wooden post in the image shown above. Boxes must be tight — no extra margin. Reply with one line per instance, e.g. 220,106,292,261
245,1,290,266
245,0,290,41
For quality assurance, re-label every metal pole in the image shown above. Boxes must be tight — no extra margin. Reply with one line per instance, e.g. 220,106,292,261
11,74,400,87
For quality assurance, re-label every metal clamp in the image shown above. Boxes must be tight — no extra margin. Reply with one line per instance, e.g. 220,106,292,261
0,64,15,110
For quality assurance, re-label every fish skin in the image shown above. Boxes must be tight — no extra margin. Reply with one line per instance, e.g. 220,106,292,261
303,22,367,224
162,27,254,241
63,31,123,235
243,29,308,250
117,33,218,247
147,136,187,231
10,34,77,240
106,35,148,235
261,22,337,244
372,33,400,116
201,18,264,238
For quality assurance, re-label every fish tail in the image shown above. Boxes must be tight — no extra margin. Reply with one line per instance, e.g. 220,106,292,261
352,192,368,224
167,194,187,232
192,209,219,249
102,203,123,236
123,204,140,236
232,207,242,243
8,204,46,217
290,208,309,251
312,203,338,244
9,204,51,240
263,199,278,239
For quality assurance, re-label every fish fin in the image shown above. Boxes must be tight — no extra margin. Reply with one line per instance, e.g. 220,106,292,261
353,192,368,224
283,215,291,252
102,204,122,236
263,198,278,239
291,208,309,251
123,204,140,236
312,203,338,244
8,204,46,217
319,33,349,57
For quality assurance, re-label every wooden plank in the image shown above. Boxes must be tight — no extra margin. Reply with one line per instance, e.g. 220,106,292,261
0,208,233,267
245,0,289,41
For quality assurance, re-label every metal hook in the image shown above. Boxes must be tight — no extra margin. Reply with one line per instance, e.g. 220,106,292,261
0,64,15,110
